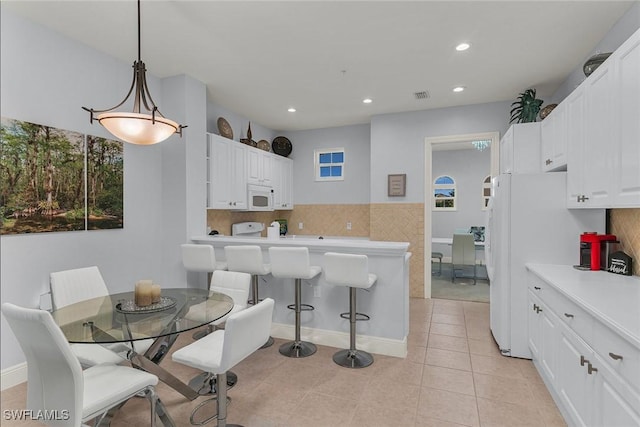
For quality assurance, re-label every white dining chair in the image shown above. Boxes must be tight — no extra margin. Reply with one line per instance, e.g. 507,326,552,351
172,298,275,427
183,270,251,395
50,266,153,366
451,233,477,285
1,302,174,427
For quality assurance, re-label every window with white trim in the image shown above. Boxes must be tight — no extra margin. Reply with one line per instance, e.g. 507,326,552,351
433,175,456,211
482,175,491,210
315,148,344,181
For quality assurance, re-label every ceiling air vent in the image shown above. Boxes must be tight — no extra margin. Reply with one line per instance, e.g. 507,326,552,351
414,91,430,100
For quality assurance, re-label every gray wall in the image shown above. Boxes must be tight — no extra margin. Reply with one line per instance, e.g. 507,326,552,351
551,2,640,103
283,124,371,205
370,102,511,204
0,9,206,369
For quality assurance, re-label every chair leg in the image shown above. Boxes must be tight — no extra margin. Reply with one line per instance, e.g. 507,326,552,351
215,372,242,427
279,278,316,358
146,386,176,427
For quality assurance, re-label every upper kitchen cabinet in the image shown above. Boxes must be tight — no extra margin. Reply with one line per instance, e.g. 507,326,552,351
273,155,294,210
247,147,273,186
612,28,640,207
208,134,247,210
500,122,542,174
567,28,640,208
540,101,568,172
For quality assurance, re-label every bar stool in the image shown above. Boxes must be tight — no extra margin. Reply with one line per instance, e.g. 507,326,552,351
224,245,274,348
323,252,377,368
431,252,443,276
182,244,228,340
185,270,251,396
269,247,320,358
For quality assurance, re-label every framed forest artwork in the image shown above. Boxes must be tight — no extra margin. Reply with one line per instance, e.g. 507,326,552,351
0,117,123,235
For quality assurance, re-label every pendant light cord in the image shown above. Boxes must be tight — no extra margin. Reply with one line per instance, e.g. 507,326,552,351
137,0,141,62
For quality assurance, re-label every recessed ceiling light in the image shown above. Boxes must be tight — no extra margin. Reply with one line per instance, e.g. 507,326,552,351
287,107,296,113
453,86,465,93
455,42,470,51
362,98,373,104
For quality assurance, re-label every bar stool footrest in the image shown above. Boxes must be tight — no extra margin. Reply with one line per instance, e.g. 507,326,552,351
189,395,236,426
339,312,370,321
286,303,315,311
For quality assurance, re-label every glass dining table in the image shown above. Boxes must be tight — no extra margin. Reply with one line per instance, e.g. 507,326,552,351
51,287,233,402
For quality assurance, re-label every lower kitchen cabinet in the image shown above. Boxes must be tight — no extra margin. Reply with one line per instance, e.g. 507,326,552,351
526,265,640,427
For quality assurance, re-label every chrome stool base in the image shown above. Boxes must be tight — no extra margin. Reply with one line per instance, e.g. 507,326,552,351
188,371,237,396
279,340,317,358
260,336,274,349
333,349,374,369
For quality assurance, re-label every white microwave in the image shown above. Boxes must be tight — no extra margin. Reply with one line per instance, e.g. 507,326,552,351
247,184,274,211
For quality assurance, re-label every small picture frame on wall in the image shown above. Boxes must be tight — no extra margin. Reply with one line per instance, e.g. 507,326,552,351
388,174,406,197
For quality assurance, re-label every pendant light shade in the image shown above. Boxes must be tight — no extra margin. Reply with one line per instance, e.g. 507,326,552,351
83,1,186,145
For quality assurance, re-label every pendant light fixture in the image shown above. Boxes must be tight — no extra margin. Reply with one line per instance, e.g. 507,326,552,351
82,0,186,145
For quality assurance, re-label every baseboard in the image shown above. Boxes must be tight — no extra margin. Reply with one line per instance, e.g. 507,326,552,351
271,323,407,358
1,362,27,391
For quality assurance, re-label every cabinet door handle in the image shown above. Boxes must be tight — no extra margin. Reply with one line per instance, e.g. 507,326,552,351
587,363,598,375
532,304,538,311
534,286,541,290
564,313,574,318
536,306,542,313
609,352,623,361
580,355,589,366
546,159,552,165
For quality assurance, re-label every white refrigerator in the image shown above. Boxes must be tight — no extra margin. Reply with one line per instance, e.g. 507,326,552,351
485,172,604,359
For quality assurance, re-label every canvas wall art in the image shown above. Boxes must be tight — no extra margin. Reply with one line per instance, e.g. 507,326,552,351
0,117,124,235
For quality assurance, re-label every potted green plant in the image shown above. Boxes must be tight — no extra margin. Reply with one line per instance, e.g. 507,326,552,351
510,89,543,123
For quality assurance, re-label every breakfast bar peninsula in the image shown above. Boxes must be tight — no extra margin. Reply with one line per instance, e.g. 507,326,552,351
191,235,411,357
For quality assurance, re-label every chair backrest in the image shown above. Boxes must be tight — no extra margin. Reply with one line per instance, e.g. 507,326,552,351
50,266,108,310
209,270,251,308
182,244,217,272
323,252,371,288
269,247,311,278
219,298,274,372
452,233,476,265
2,303,83,427
224,245,265,274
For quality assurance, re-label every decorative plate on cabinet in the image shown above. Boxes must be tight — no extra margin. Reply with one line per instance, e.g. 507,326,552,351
272,136,292,157
257,140,271,151
217,117,233,139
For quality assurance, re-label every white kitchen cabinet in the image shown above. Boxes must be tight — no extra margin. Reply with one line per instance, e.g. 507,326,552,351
612,29,640,207
528,290,559,385
272,155,293,210
499,123,542,174
566,86,587,208
247,147,273,186
540,101,568,172
526,265,640,427
567,28,640,208
208,134,247,210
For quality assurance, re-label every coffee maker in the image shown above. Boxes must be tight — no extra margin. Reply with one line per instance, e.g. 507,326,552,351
578,232,618,271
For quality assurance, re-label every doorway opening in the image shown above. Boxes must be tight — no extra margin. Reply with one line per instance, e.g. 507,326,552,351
423,132,499,301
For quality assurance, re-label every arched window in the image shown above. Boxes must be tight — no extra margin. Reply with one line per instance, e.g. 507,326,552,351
433,175,456,211
482,175,491,210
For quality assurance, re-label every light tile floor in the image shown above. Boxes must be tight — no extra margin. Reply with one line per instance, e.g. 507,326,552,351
0,298,567,426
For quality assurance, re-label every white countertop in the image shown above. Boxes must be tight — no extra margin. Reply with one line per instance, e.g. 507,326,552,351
526,264,640,348
192,235,410,257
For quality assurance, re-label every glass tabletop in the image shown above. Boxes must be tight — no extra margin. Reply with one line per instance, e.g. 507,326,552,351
51,288,234,344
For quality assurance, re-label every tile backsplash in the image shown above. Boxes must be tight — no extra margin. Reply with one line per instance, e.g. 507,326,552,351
609,208,639,276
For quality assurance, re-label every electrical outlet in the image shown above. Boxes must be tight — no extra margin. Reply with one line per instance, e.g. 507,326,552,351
313,286,321,297
346,222,352,230
298,222,304,230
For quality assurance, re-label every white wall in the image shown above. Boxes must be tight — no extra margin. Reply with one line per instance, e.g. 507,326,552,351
370,102,511,204
0,9,202,370
283,124,371,205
